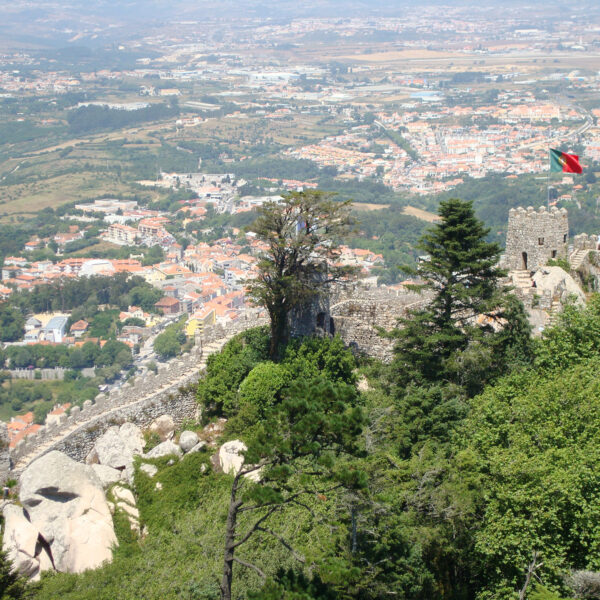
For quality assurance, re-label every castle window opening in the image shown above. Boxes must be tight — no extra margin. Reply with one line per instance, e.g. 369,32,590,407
538,237,544,246
522,252,528,270
552,250,557,258
564,234,567,243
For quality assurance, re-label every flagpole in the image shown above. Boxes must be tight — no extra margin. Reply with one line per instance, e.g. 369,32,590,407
547,145,550,209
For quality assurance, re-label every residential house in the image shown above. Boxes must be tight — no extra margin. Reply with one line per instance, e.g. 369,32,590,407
185,307,216,338
70,320,89,338
104,223,138,246
155,296,181,315
25,317,42,332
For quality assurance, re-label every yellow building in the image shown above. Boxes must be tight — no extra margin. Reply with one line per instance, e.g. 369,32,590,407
186,308,216,338
143,267,167,283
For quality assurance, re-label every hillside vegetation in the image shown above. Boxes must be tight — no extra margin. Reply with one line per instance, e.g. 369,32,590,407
8,199,600,600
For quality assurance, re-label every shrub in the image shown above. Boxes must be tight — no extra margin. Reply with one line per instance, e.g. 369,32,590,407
237,361,291,425
197,327,269,418
282,335,357,385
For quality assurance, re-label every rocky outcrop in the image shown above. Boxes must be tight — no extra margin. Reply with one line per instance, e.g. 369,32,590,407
92,422,145,483
179,431,199,453
2,504,53,580
188,441,207,454
218,440,247,475
145,440,182,459
149,415,175,442
110,485,140,534
94,423,145,470
91,464,123,488
19,451,117,574
532,266,586,305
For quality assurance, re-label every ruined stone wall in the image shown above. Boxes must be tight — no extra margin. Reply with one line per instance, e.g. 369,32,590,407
9,314,269,473
504,206,569,271
47,388,199,464
331,286,430,362
573,233,597,252
0,422,10,484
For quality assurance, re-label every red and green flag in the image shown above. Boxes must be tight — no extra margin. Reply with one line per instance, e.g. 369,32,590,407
550,148,583,174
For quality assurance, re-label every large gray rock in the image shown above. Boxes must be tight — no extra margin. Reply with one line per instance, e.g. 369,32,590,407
91,464,123,489
112,486,140,534
94,423,144,470
218,440,261,482
187,441,207,455
145,440,182,459
179,431,199,453
2,504,53,580
19,451,117,574
218,440,247,475
149,415,175,441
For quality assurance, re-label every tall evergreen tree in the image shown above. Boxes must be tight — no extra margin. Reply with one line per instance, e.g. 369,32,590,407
0,549,30,600
391,198,527,389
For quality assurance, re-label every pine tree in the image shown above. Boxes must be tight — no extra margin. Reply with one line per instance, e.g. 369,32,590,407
0,550,29,600
219,379,365,600
391,198,510,388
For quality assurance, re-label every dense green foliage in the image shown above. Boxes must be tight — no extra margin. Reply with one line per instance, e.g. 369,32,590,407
0,306,25,342
0,339,131,372
5,274,160,317
67,102,178,134
391,198,532,391
0,378,99,420
198,329,356,424
20,199,600,600
0,549,31,599
465,358,600,597
153,317,192,359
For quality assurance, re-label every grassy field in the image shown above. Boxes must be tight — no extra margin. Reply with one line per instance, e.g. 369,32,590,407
0,108,348,220
352,202,390,211
403,205,440,223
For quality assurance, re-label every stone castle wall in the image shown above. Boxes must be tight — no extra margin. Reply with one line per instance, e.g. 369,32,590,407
572,233,597,252
504,206,568,271
6,289,426,474
331,286,431,362
8,314,268,475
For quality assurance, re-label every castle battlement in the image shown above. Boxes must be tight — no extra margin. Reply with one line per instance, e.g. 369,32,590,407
573,233,597,251
504,205,569,272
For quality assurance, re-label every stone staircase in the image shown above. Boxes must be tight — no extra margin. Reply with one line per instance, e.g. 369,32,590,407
569,249,589,271
547,300,562,327
511,270,533,292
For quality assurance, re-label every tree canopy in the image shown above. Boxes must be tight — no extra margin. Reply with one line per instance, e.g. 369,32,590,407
247,190,355,359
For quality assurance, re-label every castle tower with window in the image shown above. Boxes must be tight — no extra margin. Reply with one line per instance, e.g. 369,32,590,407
504,206,569,272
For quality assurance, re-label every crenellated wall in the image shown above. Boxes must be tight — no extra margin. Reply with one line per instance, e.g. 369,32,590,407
6,289,430,476
8,314,269,475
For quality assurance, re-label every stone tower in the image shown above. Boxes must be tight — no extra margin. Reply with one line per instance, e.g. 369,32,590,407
504,206,569,272
287,282,334,339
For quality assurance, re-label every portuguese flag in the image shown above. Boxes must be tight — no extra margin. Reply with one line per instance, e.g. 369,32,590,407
550,148,583,174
